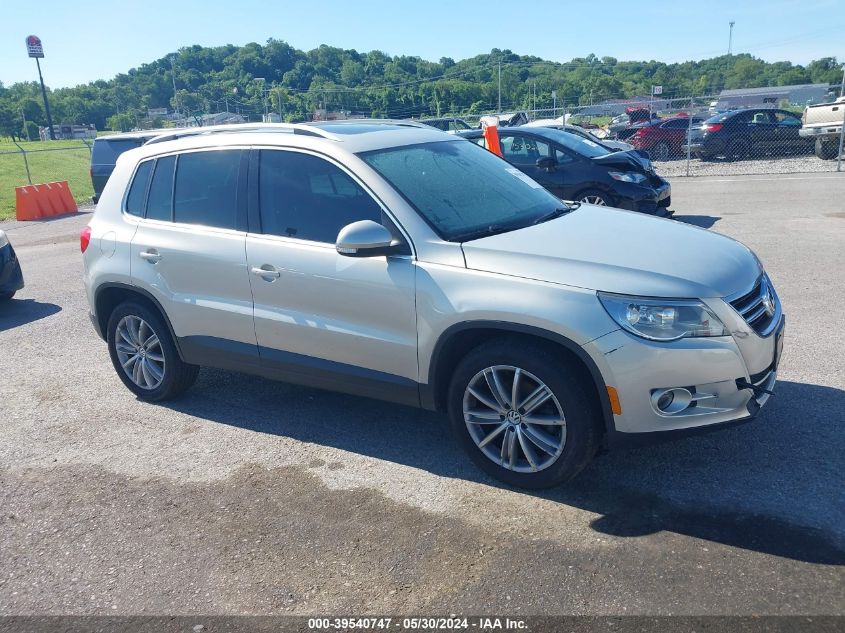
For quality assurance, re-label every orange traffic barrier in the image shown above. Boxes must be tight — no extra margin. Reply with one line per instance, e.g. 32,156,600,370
480,115,503,158
15,181,78,220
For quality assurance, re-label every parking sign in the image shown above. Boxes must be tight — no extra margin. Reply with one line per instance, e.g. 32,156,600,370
652,85,663,95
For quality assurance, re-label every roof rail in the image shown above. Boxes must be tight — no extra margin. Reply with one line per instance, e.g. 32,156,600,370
145,122,341,145
307,119,431,129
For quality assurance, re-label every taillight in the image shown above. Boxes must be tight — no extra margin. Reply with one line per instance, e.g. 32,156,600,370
80,226,92,253
703,123,723,132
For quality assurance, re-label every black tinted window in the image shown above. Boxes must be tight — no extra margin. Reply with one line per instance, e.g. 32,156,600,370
146,155,175,221
258,150,382,242
174,150,242,229
92,138,143,164
125,160,152,217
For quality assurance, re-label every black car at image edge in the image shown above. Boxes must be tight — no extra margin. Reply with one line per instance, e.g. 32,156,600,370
460,127,672,216
0,230,24,301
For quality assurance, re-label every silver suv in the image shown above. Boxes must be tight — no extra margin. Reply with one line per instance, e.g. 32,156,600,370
82,122,785,488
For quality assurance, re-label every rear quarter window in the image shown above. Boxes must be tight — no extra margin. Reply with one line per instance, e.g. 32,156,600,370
125,160,153,217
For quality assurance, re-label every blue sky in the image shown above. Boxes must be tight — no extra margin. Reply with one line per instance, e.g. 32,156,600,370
1,0,843,88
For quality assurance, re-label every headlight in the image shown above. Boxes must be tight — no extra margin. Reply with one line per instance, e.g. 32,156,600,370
0,230,8,249
608,171,647,184
598,293,728,341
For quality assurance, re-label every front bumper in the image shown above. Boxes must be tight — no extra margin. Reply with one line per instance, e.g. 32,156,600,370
584,298,784,443
0,243,24,294
614,179,672,216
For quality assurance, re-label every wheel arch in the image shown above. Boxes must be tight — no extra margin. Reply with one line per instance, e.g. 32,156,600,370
93,283,184,360
423,321,615,441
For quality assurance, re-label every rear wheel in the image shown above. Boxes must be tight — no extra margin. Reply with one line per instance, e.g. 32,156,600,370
652,141,671,161
725,137,751,161
107,301,199,401
447,338,602,489
576,189,612,207
815,138,839,160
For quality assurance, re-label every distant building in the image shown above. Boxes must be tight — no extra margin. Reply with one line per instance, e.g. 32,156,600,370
200,112,246,126
715,84,831,110
40,124,97,140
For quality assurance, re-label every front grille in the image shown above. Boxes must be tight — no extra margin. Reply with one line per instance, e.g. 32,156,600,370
729,274,779,336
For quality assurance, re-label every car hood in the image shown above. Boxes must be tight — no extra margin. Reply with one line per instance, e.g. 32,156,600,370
461,206,761,298
591,149,652,172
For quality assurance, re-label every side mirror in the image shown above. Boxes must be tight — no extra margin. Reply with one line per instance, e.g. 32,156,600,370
536,156,557,170
336,220,398,258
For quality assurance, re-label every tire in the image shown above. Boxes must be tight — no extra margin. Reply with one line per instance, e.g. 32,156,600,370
576,189,612,207
725,137,750,161
106,300,199,401
652,141,670,161
447,337,602,489
815,138,839,160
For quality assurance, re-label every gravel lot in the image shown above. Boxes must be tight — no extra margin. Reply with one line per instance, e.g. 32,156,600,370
1,174,844,617
654,154,843,178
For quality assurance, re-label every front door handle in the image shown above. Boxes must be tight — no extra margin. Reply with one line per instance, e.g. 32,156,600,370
251,265,281,279
139,249,162,263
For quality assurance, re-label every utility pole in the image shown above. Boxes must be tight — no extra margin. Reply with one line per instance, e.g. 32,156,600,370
169,55,179,117
20,107,30,141
497,59,502,113
840,64,845,98
728,21,735,55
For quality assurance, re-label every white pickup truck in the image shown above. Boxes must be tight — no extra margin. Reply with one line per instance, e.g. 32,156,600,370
799,96,845,159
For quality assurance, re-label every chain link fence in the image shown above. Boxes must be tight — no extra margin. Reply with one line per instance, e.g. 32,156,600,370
465,93,845,178
0,139,93,219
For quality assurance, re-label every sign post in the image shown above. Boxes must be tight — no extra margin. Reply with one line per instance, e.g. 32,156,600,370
26,35,55,140
650,85,663,120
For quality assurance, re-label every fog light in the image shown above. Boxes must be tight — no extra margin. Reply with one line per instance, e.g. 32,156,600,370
651,388,693,415
656,391,675,411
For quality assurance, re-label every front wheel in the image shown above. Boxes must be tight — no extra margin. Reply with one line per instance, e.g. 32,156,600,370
447,338,602,488
107,301,199,401
652,141,671,161
576,189,612,207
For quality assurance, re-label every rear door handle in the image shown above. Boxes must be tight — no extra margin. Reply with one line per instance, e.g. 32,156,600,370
139,249,162,263
251,265,281,279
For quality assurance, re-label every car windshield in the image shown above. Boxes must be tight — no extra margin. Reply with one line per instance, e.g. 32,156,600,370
546,129,611,158
360,140,568,242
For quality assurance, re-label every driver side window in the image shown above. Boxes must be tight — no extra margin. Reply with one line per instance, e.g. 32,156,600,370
500,135,553,166
258,150,384,243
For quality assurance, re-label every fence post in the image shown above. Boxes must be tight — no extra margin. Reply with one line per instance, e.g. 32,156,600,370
686,95,694,177
837,103,845,173
12,139,32,185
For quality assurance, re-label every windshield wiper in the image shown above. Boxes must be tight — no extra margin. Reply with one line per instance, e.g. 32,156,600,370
532,204,579,226
450,224,514,243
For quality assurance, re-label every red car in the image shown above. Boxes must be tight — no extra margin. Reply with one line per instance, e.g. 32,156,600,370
627,115,705,161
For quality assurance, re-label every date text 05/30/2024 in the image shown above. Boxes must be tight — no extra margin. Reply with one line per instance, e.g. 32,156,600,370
308,617,528,630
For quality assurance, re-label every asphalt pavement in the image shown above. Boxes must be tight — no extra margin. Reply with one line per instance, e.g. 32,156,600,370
1,173,843,616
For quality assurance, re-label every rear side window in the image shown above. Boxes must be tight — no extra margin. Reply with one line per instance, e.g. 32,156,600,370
258,150,383,242
125,160,152,216
92,139,143,164
146,155,175,221
174,150,242,229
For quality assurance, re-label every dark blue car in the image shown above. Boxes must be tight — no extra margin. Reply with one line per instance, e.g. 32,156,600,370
0,230,24,301
460,127,672,216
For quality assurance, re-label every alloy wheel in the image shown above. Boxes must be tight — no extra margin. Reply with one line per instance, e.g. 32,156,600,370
115,315,165,390
462,365,567,473
580,195,607,206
